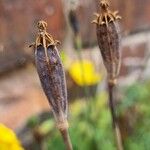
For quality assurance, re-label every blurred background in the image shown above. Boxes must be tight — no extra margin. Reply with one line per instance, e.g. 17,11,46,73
0,0,150,150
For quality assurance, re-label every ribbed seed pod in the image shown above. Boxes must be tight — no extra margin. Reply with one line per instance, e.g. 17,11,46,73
30,21,72,150
92,0,121,85
35,45,68,129
92,1,124,150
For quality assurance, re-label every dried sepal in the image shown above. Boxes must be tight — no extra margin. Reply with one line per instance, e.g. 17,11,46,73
35,20,61,47
92,0,121,27
30,20,60,63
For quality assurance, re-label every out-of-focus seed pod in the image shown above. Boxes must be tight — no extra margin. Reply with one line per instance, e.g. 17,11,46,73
92,1,124,150
92,0,121,86
30,21,72,150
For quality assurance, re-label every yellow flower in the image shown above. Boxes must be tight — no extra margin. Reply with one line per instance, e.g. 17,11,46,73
0,124,24,150
69,60,102,86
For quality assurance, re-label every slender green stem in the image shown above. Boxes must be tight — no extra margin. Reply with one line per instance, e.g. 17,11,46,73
75,35,89,98
108,83,124,150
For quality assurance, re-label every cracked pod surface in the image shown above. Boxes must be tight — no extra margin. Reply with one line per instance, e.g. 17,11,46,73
35,45,68,127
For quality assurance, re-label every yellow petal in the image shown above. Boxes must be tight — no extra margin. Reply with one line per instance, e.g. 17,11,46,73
0,124,24,150
69,60,102,86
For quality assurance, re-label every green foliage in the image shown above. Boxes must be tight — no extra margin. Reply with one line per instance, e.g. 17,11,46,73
118,83,150,114
43,92,116,150
27,116,40,128
37,120,54,136
25,81,150,150
118,82,150,150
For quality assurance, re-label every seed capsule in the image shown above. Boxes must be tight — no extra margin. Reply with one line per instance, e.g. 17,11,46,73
30,20,68,130
35,45,68,129
30,20,73,150
92,0,121,85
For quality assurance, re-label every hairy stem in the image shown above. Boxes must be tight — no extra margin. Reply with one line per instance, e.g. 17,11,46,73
59,129,73,150
108,83,124,150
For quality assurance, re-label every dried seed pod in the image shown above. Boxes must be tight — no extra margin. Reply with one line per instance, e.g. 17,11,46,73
30,21,73,150
92,0,121,85
30,20,68,130
35,45,68,129
92,2,124,150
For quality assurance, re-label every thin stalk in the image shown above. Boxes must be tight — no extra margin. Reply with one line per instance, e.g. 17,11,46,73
108,83,124,150
74,35,90,122
59,129,73,150
75,34,89,98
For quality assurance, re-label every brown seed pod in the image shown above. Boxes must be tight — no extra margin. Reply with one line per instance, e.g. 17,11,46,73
30,21,73,150
31,21,72,150
30,20,68,130
92,0,121,85
92,2,124,150
35,45,68,129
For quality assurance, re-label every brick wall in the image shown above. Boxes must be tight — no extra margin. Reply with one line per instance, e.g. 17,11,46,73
0,0,65,73
119,31,150,85
112,0,150,32
0,0,65,45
